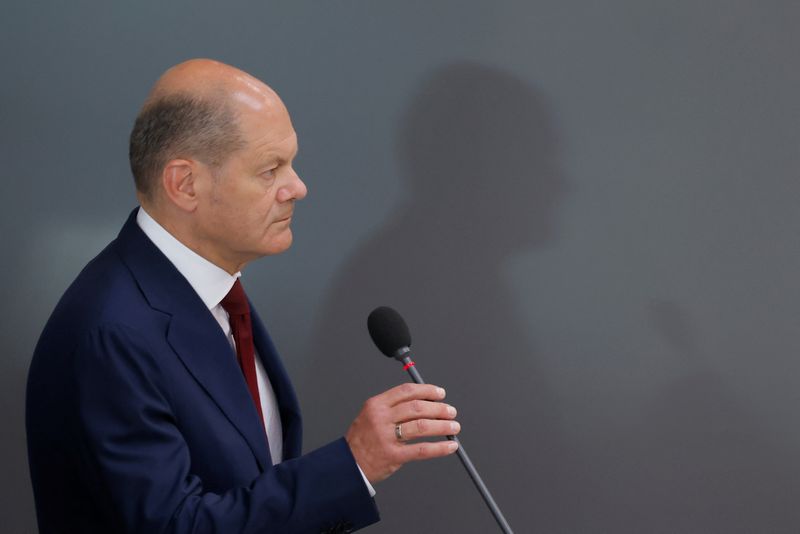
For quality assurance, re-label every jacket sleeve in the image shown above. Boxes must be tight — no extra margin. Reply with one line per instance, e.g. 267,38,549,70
69,323,380,534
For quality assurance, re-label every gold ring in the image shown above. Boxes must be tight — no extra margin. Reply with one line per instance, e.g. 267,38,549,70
394,423,404,441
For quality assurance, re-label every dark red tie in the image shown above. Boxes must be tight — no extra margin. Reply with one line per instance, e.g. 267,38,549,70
220,279,265,432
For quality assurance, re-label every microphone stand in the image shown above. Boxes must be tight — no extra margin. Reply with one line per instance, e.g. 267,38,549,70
395,350,514,534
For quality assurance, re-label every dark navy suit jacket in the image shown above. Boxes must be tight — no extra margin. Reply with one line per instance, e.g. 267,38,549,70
26,209,379,533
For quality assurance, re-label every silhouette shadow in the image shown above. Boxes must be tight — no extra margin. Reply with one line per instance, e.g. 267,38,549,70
298,62,571,532
575,299,800,533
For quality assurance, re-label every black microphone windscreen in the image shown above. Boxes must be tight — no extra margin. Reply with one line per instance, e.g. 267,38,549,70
367,306,412,357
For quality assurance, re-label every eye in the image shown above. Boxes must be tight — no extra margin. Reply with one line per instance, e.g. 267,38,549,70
262,168,276,179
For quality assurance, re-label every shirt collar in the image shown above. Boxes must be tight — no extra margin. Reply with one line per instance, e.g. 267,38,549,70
136,206,240,310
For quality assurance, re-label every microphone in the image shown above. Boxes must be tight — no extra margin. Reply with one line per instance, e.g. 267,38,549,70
367,306,514,534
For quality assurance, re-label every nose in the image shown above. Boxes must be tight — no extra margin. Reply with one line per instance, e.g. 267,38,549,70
277,168,308,202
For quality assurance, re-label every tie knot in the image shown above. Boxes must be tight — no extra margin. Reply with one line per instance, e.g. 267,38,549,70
220,279,250,316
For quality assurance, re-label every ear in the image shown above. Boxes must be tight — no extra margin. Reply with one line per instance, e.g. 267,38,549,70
161,159,199,212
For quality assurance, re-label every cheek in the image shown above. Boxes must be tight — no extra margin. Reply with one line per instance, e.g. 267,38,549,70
213,182,279,238
234,186,271,221
257,196,279,223
208,199,252,238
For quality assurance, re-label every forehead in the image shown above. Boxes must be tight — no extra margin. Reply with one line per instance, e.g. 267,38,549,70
237,98,297,160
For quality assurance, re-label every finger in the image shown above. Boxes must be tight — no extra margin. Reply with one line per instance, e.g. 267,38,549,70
380,383,446,406
397,440,459,463
398,419,461,441
392,400,457,423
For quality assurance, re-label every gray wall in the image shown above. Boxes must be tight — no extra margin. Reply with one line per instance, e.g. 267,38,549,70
3,1,800,532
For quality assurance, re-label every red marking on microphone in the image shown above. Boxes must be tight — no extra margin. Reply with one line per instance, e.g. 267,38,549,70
403,361,416,371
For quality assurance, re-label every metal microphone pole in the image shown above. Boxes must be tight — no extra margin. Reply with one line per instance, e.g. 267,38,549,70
395,350,514,534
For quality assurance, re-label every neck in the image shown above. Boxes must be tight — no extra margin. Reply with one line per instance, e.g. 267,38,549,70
140,203,245,275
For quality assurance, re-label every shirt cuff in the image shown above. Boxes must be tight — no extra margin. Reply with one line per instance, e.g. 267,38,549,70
356,463,376,497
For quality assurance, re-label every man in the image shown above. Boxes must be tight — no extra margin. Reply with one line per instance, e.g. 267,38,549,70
26,59,461,533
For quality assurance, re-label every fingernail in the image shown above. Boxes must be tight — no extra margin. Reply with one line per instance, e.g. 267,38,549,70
448,441,458,452
447,405,457,416
437,387,446,398
450,422,460,433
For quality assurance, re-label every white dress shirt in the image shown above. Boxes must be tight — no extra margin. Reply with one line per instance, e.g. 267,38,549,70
136,207,375,495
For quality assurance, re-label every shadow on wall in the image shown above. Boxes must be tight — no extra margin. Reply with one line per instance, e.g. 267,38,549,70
585,299,800,532
298,62,571,532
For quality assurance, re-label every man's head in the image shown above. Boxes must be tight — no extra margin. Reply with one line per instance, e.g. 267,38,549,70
129,59,307,273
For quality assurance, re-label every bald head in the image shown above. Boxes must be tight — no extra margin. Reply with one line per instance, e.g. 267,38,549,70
147,59,283,108
129,59,285,200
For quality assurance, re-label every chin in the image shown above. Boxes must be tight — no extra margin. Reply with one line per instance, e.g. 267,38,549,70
261,231,294,256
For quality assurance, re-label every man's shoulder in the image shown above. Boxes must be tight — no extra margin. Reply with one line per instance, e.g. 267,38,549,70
38,237,157,350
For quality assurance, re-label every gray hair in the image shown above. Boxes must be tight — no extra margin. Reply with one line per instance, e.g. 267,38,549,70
129,93,245,198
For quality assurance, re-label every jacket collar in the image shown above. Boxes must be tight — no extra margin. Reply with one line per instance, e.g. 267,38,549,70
135,206,240,311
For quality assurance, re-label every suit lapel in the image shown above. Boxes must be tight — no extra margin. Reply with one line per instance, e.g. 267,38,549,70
114,209,270,471
165,310,271,470
250,306,303,459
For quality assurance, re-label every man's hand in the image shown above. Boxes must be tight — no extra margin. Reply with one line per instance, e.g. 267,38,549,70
345,383,461,484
